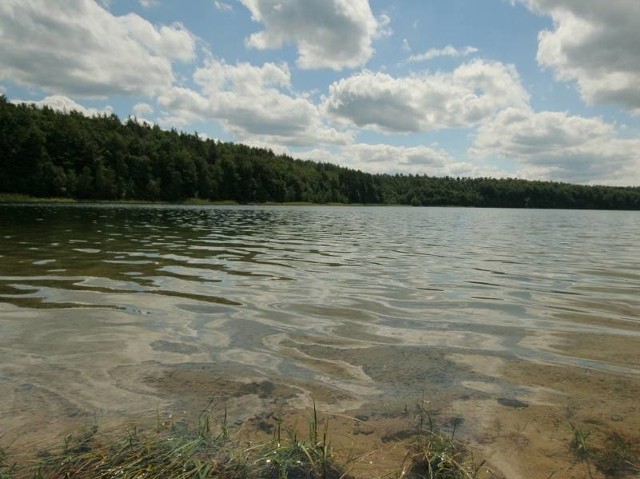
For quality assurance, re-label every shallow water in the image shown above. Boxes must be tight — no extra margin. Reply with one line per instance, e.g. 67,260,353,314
1,204,639,475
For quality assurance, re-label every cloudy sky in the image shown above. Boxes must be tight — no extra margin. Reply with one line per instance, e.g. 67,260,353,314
1,0,640,186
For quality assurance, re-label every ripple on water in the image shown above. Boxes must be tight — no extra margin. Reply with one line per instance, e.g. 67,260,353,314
0,205,639,476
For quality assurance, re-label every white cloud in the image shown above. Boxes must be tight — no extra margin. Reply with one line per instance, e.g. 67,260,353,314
408,45,478,63
139,0,159,7
296,143,511,179
157,58,352,146
472,107,640,185
128,115,154,127
345,143,455,174
0,0,196,98
133,102,154,117
12,95,113,117
324,60,530,133
238,0,379,70
375,13,393,39
119,16,196,63
519,0,640,113
214,1,233,12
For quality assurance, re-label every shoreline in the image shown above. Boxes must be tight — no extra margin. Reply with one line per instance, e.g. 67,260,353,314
1,194,637,211
3,358,639,479
2,396,638,479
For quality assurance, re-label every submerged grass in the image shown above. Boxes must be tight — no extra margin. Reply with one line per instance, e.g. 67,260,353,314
399,400,485,479
257,403,348,479
2,403,354,479
569,421,592,461
1,446,17,479
568,421,640,479
0,401,488,479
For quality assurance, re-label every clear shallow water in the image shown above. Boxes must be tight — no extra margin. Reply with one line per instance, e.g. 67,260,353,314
1,204,639,443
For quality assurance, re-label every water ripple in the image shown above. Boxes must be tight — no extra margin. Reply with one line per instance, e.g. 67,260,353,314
0,204,639,428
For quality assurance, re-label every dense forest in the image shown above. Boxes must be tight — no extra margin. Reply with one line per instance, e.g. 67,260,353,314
1,95,639,209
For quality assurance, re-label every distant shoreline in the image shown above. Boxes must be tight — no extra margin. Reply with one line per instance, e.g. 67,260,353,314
2,194,639,211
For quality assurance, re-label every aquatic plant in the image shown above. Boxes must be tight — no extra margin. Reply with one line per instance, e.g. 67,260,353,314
255,402,349,479
568,421,640,479
593,432,640,478
398,400,486,479
568,421,592,460
0,447,17,479
4,403,355,479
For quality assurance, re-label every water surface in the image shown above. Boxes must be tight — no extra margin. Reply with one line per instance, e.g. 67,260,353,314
1,204,639,475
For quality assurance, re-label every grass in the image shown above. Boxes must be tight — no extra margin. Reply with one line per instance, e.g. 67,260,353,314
568,421,640,478
595,432,640,478
0,401,489,479
6,405,639,478
1,402,354,479
0,446,17,479
569,421,592,460
258,403,347,479
399,400,485,479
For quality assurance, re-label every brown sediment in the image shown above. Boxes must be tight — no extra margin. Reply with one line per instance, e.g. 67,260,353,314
124,359,497,478
561,330,640,369
454,333,640,479
455,356,640,478
555,310,640,332
3,325,638,478
139,326,640,478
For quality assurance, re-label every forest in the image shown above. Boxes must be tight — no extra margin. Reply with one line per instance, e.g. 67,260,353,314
1,95,639,209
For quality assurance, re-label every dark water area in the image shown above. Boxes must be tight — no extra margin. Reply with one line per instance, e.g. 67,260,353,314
1,204,639,476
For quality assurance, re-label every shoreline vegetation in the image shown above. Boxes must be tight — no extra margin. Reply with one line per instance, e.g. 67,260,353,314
1,192,638,211
1,96,639,210
2,405,638,479
0,404,490,479
0,193,366,207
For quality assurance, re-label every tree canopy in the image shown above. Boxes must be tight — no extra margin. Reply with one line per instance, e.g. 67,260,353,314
1,95,638,209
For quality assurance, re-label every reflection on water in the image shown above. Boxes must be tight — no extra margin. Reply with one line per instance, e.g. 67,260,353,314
1,204,639,459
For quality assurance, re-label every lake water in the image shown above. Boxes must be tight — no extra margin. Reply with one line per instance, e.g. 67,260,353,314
1,204,639,477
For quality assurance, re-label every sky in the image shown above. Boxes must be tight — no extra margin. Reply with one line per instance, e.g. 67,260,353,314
1,0,640,186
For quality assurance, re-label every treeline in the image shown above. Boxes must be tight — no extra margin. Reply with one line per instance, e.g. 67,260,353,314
1,95,639,209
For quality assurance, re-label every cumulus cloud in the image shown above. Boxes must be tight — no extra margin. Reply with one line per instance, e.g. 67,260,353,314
12,95,113,117
0,0,196,98
518,0,640,113
345,143,454,173
408,45,479,63
324,60,530,133
238,0,379,70
472,107,640,185
296,143,510,178
157,58,352,146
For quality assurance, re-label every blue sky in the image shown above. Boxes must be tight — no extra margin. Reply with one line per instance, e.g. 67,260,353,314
1,0,639,185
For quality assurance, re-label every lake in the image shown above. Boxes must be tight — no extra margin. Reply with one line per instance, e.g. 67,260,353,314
1,204,639,477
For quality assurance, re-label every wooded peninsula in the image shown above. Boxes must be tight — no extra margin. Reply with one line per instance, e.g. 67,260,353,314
1,95,639,209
